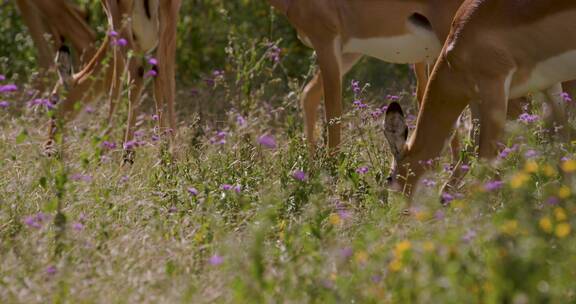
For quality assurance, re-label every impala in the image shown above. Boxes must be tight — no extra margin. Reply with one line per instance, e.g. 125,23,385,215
269,0,471,151
44,0,181,163
16,0,96,88
384,0,576,200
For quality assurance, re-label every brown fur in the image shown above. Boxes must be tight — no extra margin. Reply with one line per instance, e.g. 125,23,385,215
386,0,576,198
44,0,181,162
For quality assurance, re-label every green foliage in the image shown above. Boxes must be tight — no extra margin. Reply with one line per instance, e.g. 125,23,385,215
2,1,575,303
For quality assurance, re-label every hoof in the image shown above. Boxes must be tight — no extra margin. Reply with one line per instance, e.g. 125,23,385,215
43,139,57,157
122,149,135,166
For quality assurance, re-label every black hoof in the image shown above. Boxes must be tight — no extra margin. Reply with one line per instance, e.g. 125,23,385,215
43,139,57,157
122,149,135,166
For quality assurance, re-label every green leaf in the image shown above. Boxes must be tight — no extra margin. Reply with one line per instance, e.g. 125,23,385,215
15,130,28,144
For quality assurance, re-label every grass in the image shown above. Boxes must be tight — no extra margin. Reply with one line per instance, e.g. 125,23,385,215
2,43,576,303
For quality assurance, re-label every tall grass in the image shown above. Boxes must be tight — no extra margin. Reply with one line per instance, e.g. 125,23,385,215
1,1,576,303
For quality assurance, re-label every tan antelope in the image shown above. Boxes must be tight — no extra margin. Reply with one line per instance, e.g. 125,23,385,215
15,0,97,88
384,0,576,200
269,0,469,151
44,0,181,163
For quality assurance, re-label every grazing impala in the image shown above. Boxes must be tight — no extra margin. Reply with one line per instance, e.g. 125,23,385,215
16,0,96,87
269,0,469,151
384,0,576,199
45,0,181,163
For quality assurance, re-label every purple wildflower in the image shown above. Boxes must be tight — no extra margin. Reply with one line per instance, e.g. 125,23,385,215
85,105,95,114
441,192,455,204
0,101,9,108
484,180,504,192
145,69,158,78
266,44,282,63
120,175,130,183
23,216,41,229
353,99,367,109
123,140,144,150
116,38,128,47
72,222,84,231
28,98,54,109
0,74,5,81
258,134,277,149
46,265,57,276
338,209,351,220
422,178,436,187
101,141,117,150
210,130,227,145
371,109,383,119
71,174,92,183
134,130,145,138
339,247,353,259
148,57,158,66
462,229,477,243
461,164,471,172
0,84,18,93
208,254,224,266
386,94,400,101
356,166,369,175
152,114,159,121
561,92,572,103
236,115,246,127
371,275,383,283
435,210,446,220
547,196,560,206
524,149,539,159
213,70,224,78
221,184,233,191
351,80,361,95
499,144,519,159
518,113,539,123
187,187,199,196
151,135,160,142
23,212,50,229
108,30,118,37
292,170,308,182
233,185,242,194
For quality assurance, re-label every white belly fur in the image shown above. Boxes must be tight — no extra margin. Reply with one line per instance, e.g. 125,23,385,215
132,0,160,53
510,50,576,98
343,21,441,64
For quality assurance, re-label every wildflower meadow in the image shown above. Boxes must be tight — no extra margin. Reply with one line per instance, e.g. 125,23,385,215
2,1,576,303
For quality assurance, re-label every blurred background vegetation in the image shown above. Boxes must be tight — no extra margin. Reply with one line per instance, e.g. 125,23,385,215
0,0,412,89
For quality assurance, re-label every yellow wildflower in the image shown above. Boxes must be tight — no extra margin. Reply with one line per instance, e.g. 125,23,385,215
554,207,568,221
555,223,571,238
539,217,553,233
330,272,338,281
423,241,436,252
561,159,576,173
329,213,342,226
558,186,571,199
194,232,204,243
388,258,403,272
501,220,518,235
394,240,412,257
354,250,369,264
415,210,430,221
524,161,539,173
510,173,530,189
543,165,557,177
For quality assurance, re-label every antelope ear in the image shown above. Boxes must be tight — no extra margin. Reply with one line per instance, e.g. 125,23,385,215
55,45,74,90
384,102,408,159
